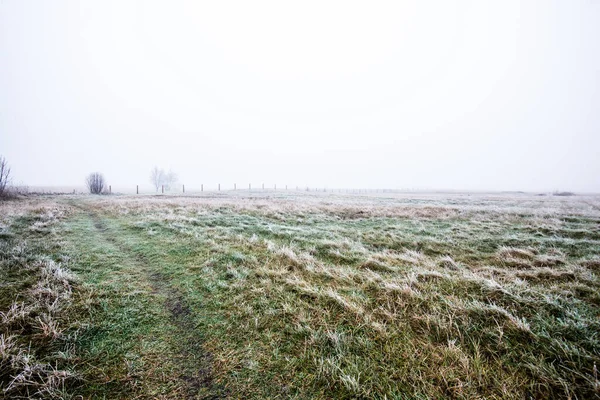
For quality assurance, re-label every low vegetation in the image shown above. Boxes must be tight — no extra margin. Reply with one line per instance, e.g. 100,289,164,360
0,200,81,398
0,156,12,199
1,192,599,398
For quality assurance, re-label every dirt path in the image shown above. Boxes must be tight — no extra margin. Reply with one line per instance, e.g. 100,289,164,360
66,202,225,399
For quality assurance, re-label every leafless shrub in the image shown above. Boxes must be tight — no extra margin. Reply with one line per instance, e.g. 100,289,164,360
149,166,163,192
0,156,12,197
85,172,106,194
0,184,29,200
9,184,29,196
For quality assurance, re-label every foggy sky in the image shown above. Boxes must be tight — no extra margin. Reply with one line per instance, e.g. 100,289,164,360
1,1,599,192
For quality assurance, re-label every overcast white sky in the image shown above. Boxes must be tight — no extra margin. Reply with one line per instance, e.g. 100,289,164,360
1,1,599,191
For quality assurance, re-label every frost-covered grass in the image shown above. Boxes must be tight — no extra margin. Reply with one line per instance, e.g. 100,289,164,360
2,192,600,398
0,199,80,398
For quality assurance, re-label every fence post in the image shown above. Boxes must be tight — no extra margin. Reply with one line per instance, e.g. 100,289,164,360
162,185,164,194
218,183,220,191
262,183,264,190
234,183,236,190
136,185,138,194
201,184,203,192
109,185,111,194
183,184,185,193
249,183,251,190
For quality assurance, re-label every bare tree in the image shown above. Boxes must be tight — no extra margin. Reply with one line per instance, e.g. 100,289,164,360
85,172,106,194
150,166,165,192
150,167,178,192
0,156,11,197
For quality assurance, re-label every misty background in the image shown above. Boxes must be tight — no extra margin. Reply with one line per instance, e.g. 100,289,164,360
1,1,599,192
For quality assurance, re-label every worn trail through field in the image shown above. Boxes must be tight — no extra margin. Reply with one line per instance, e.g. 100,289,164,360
68,201,224,399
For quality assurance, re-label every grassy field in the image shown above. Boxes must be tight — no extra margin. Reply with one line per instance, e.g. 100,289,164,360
1,192,599,399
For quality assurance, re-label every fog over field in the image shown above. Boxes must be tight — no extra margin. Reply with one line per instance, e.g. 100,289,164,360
2,3,600,398
1,1,599,192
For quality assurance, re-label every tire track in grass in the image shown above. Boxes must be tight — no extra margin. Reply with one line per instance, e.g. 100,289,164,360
70,201,225,399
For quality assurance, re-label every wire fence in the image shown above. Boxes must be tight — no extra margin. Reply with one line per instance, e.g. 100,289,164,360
26,184,405,195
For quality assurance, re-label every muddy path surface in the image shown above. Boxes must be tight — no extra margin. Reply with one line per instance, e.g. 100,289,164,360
65,200,225,399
